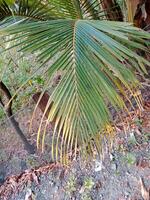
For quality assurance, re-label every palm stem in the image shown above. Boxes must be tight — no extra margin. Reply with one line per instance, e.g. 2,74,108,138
72,0,83,19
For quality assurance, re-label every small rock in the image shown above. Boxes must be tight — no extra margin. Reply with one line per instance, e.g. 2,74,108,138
53,186,59,193
0,173,5,185
95,180,102,190
49,180,54,186
111,163,117,171
99,194,103,199
126,171,131,175
124,191,130,198
21,160,27,171
94,160,103,172
0,163,6,185
79,186,84,194
110,153,115,161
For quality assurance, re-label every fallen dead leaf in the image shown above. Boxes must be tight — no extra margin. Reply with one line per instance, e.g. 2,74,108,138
139,177,150,200
136,158,150,169
25,188,35,200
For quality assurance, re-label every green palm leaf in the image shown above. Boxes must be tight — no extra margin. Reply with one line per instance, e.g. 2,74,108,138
0,0,82,22
0,0,150,162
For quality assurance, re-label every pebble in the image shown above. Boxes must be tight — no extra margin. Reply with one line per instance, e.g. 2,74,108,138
94,160,103,172
111,163,117,171
0,173,5,184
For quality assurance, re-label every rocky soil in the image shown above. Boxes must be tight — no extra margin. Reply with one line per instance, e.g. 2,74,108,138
0,90,149,200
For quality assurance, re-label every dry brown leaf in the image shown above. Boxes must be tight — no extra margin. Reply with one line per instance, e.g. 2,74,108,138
0,163,61,200
31,172,39,185
136,159,150,169
139,177,150,200
25,188,35,200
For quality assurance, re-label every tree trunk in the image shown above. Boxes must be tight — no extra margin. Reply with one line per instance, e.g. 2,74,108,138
145,1,150,28
0,81,35,154
132,0,150,67
127,0,150,30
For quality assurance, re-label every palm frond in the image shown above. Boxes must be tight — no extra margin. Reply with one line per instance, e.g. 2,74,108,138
1,19,150,161
0,0,116,22
0,0,55,22
0,0,84,22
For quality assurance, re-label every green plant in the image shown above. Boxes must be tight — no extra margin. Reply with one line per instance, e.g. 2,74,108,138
79,177,94,200
0,108,4,119
128,132,138,145
65,175,77,195
83,177,95,190
142,132,150,143
0,0,150,160
81,193,92,200
0,46,46,116
124,152,136,165
134,117,143,126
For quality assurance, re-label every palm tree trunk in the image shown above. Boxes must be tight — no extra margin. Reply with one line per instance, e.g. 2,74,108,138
145,1,150,28
126,0,140,22
131,0,150,66
127,0,150,30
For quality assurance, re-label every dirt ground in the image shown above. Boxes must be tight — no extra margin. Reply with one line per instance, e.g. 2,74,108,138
0,88,150,200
